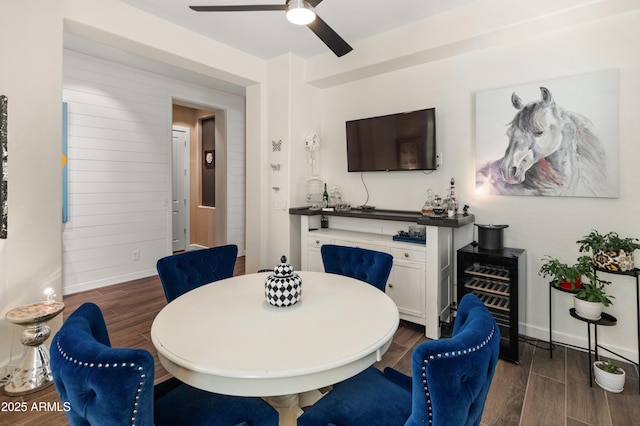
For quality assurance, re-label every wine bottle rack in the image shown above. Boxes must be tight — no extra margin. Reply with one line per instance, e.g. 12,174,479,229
457,244,526,363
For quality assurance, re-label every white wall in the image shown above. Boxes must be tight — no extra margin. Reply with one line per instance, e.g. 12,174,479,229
0,1,64,376
311,8,640,360
263,55,321,270
62,49,246,294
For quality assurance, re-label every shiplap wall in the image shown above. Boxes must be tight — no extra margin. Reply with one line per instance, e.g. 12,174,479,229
62,50,245,294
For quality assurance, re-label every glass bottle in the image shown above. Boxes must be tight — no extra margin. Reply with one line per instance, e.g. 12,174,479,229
448,178,458,216
322,183,329,208
421,189,435,216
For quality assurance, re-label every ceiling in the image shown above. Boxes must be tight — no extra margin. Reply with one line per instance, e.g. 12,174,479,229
121,0,475,59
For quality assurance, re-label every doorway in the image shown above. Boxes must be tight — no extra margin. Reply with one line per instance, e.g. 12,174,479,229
172,103,227,250
171,126,190,252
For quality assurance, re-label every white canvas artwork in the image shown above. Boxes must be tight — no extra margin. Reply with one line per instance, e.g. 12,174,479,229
475,69,619,197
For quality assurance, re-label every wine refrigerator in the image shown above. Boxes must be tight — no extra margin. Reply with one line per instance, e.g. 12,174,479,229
457,244,526,363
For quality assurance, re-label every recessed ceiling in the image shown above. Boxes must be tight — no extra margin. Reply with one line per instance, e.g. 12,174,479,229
121,0,475,59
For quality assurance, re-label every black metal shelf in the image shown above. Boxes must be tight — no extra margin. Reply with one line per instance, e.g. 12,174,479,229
593,267,639,394
549,267,639,393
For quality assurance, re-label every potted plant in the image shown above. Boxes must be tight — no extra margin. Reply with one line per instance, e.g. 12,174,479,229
577,230,640,272
539,255,592,291
593,359,626,393
573,276,613,320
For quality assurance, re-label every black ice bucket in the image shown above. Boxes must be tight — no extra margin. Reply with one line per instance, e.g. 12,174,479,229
475,224,509,251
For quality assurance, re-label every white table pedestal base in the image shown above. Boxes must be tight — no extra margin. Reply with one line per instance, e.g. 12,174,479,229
265,390,326,426
265,394,302,426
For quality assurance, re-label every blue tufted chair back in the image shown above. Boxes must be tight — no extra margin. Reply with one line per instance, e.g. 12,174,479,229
320,244,393,291
51,302,156,426
156,244,238,302
406,293,500,426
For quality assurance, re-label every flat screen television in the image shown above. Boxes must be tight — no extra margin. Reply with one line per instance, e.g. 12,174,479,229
345,108,436,172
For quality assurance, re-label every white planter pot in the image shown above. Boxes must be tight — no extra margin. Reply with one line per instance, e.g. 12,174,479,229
593,361,625,393
574,297,603,321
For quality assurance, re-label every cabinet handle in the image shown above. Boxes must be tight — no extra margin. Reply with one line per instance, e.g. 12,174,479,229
404,253,410,258
388,283,394,288
316,240,320,244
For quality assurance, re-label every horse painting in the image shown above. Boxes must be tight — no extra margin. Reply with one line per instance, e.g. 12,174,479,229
476,87,607,196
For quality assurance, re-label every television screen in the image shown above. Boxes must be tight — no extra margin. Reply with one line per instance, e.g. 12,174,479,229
345,108,436,172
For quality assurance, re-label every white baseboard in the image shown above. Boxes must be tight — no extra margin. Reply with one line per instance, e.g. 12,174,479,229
523,323,637,364
62,269,158,295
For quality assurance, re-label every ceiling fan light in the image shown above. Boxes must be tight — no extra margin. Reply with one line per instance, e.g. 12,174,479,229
286,0,315,25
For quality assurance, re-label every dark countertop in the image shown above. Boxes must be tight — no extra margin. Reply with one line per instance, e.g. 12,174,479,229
289,206,475,228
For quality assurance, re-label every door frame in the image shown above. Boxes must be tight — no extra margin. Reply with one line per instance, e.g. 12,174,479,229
172,125,191,251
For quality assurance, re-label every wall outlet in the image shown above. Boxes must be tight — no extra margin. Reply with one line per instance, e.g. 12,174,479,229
436,152,443,168
132,249,140,261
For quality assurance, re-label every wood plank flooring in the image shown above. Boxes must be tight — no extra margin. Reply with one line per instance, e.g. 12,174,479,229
2,257,639,425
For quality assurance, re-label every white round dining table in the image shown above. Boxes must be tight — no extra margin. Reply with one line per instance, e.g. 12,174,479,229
151,271,399,399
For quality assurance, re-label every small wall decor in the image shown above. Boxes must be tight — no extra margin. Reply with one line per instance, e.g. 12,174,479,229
1,95,7,238
475,69,619,198
201,117,215,207
272,140,282,152
204,150,215,169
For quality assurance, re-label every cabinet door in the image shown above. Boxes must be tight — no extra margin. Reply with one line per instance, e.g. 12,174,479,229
308,247,325,272
306,235,332,272
389,259,426,318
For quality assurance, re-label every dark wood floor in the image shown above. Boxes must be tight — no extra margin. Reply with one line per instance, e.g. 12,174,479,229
2,257,639,425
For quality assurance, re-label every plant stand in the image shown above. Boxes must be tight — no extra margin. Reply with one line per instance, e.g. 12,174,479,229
569,308,616,388
548,283,579,359
549,267,639,394
592,267,640,394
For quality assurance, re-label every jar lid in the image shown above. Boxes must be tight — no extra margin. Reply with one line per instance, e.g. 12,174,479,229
272,255,294,277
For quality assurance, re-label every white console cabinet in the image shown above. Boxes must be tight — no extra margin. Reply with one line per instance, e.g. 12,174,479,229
292,209,474,339
305,228,426,327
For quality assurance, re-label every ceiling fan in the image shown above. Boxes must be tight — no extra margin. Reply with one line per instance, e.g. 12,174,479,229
189,0,353,57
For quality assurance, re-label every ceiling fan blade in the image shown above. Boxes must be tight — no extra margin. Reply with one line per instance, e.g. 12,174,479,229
307,15,352,57
190,5,286,12
307,0,324,7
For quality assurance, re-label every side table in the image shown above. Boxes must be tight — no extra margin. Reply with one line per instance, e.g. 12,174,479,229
569,308,617,388
4,301,64,396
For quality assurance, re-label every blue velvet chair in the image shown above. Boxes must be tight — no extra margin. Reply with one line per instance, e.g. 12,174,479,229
50,302,278,426
320,244,393,292
297,293,501,426
156,244,238,302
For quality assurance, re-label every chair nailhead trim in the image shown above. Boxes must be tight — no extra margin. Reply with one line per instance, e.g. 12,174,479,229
421,326,497,424
55,340,147,426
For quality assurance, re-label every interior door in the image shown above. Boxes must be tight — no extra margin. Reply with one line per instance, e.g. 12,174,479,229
172,127,188,252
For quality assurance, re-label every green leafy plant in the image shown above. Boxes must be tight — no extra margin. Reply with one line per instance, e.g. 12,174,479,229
575,278,614,307
538,255,592,289
597,359,623,375
577,230,640,253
